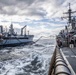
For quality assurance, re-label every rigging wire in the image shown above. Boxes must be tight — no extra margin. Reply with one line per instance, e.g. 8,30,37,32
30,35,54,45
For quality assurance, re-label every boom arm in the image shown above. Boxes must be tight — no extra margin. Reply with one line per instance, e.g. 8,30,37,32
21,25,27,36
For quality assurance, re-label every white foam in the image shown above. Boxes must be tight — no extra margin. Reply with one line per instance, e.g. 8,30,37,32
0,38,56,75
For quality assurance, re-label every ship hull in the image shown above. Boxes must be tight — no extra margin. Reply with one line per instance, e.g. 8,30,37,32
0,35,34,47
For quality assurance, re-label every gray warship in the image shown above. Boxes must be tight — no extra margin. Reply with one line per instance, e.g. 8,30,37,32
48,3,76,75
0,24,34,47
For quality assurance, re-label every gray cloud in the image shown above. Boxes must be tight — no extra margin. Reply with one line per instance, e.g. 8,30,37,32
0,0,67,18
0,0,47,18
54,0,65,6
24,8,47,18
0,0,16,6
17,0,36,6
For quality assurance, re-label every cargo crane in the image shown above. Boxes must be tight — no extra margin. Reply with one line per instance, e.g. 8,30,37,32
21,25,27,36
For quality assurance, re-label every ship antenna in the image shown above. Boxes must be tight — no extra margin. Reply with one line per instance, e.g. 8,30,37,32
62,3,76,24
69,3,71,10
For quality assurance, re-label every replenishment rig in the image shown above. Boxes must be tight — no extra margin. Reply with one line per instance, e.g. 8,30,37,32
0,24,34,47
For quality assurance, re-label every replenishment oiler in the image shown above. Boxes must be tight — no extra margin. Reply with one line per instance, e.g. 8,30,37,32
0,24,34,47
48,3,76,75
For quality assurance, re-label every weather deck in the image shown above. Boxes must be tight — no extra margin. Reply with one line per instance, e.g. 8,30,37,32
61,47,76,74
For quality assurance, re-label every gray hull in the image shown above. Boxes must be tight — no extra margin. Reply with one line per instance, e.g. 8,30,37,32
0,36,34,47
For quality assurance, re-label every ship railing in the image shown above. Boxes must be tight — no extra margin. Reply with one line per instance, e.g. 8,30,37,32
48,46,75,75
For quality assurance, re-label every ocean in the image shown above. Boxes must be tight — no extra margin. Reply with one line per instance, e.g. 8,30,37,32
0,37,56,75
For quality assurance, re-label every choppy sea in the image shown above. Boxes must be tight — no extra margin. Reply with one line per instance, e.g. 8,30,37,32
0,37,56,75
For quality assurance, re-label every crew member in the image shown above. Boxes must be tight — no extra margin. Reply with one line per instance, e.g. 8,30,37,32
57,39,62,48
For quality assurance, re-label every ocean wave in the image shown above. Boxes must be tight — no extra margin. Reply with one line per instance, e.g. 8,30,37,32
0,38,55,75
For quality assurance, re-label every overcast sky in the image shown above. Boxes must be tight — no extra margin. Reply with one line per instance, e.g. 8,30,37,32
0,0,76,37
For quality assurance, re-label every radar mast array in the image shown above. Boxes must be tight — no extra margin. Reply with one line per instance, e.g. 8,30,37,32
62,3,76,23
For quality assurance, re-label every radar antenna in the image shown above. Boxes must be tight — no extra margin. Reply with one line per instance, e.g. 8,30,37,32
62,3,76,23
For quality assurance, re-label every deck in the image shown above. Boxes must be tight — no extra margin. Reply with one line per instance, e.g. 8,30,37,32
61,47,76,74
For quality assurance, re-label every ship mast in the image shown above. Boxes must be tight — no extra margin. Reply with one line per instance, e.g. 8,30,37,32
63,3,76,24
62,3,76,46
9,23,15,35
68,3,72,23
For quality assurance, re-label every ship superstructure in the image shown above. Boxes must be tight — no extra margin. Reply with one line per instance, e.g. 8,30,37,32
57,3,76,47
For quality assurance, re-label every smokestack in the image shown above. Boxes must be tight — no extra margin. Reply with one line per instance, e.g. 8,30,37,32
0,26,3,33
21,25,27,36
